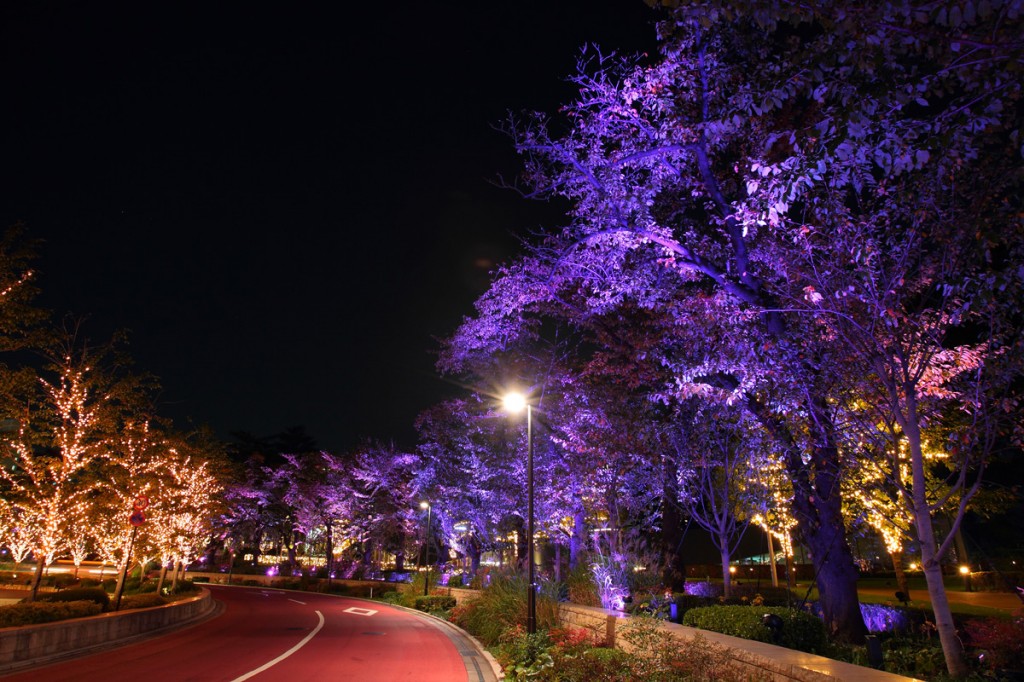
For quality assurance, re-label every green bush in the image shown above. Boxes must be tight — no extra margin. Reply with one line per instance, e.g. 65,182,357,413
39,587,111,610
170,579,200,594
0,601,102,627
494,630,554,681
449,573,559,646
380,590,411,606
45,573,80,589
566,562,600,607
414,595,456,611
118,594,168,610
549,647,635,682
136,581,158,593
446,573,464,588
682,605,828,654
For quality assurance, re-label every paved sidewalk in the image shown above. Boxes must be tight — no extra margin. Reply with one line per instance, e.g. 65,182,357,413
856,586,1023,613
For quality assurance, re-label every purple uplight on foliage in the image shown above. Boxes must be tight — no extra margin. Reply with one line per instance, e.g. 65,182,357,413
807,601,911,633
859,603,911,633
683,581,719,598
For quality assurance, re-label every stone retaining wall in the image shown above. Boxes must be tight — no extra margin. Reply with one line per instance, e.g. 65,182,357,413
0,589,215,673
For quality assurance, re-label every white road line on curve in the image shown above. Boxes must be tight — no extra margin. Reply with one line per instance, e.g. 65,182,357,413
288,598,306,605
230,609,325,682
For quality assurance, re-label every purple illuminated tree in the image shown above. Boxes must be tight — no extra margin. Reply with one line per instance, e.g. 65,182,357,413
277,450,351,576
669,403,760,598
443,2,1022,660
346,440,419,573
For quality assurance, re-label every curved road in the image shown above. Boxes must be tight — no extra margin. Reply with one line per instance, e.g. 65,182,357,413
2,586,494,681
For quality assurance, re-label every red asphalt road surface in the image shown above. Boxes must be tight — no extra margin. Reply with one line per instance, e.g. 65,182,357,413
1,585,470,682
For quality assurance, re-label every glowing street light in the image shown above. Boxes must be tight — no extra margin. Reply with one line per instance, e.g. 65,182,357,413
421,501,432,597
503,391,536,634
959,564,972,592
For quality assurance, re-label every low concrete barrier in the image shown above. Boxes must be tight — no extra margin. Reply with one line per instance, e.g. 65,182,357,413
556,603,923,682
0,589,216,673
401,588,922,682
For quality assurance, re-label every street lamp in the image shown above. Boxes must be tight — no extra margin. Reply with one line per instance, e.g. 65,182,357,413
503,391,536,634
421,501,432,596
959,564,972,592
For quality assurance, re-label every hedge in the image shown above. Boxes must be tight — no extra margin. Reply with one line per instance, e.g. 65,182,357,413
414,595,456,612
682,605,828,654
0,601,102,627
39,587,110,610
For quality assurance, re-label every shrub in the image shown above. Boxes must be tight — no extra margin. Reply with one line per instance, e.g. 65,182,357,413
547,646,635,681
39,587,110,610
380,590,411,606
454,573,559,646
964,613,1024,672
414,595,456,612
494,628,554,681
682,605,828,654
618,613,753,681
118,594,168,610
45,573,80,589
878,636,948,678
170,579,200,594
671,594,717,621
0,601,102,627
566,561,600,607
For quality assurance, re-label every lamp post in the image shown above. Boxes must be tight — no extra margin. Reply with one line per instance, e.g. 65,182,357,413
503,391,536,634
421,501,432,596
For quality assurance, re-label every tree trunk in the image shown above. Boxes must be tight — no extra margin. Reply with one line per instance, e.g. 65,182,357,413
953,525,970,569
785,548,796,590
749,393,867,642
660,455,687,592
157,563,169,595
554,543,562,583
325,522,333,579
720,546,732,598
798,502,866,643
361,538,374,574
112,557,129,608
891,550,910,601
514,516,528,566
569,508,586,570
766,531,779,588
27,556,45,602
904,397,968,677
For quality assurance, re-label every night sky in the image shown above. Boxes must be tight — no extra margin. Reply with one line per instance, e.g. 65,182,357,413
1,2,662,452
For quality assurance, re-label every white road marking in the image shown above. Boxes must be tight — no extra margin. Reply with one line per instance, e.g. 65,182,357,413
343,607,378,616
288,598,306,605
230,610,325,682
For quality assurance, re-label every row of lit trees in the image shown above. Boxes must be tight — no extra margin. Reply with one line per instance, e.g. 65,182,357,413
0,226,226,602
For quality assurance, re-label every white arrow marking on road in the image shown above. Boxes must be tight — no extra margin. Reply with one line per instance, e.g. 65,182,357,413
343,607,378,616
230,609,325,682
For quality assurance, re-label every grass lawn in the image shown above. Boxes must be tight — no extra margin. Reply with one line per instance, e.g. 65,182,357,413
778,576,1015,618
